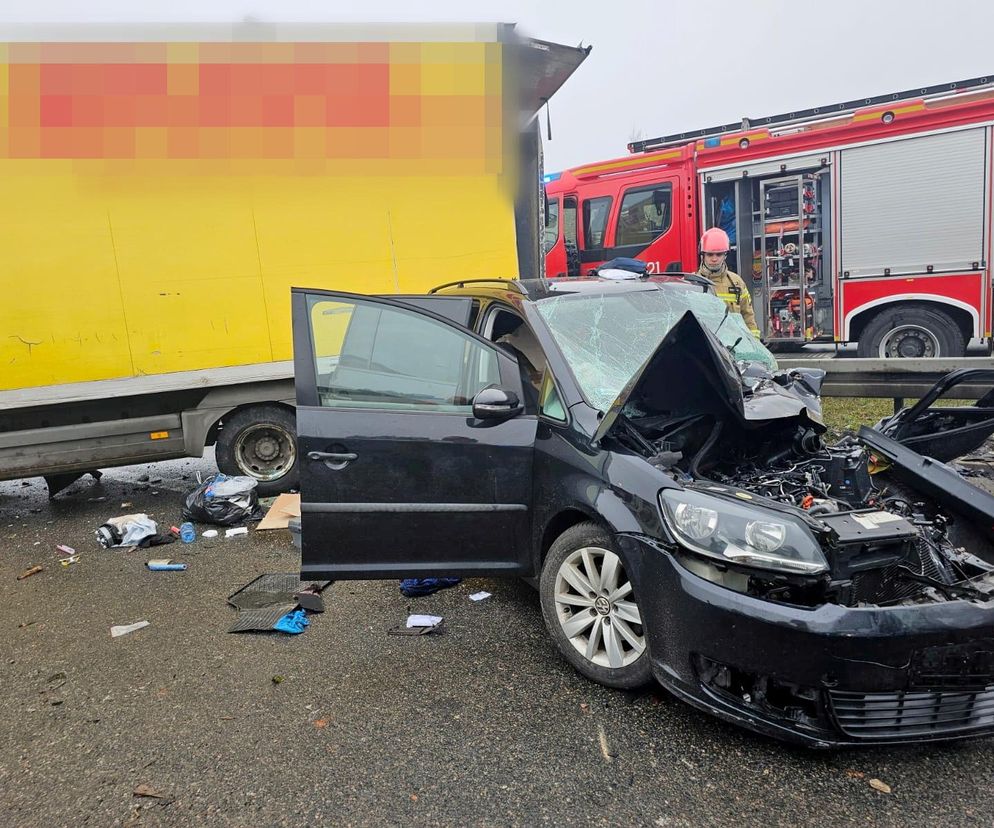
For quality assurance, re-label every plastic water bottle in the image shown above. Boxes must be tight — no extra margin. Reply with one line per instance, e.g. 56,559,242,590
180,522,196,543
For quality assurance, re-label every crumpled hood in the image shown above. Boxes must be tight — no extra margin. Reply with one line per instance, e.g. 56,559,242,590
594,311,825,444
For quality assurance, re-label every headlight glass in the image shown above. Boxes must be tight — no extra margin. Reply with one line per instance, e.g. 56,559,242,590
659,488,827,575
674,502,718,540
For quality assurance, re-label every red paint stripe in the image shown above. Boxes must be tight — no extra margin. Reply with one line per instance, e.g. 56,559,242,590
26,63,392,128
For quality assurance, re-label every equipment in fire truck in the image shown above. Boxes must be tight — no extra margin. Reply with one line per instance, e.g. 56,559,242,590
756,174,823,344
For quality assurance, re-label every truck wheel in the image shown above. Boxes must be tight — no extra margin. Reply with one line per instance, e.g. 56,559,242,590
540,522,651,689
856,304,966,358
215,405,298,495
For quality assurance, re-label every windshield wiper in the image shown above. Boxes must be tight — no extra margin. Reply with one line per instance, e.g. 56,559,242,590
712,303,730,338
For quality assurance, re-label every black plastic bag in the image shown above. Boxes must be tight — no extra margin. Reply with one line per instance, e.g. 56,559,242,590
182,473,263,526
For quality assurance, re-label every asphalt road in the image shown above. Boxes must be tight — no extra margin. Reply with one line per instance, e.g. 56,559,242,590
2,454,993,827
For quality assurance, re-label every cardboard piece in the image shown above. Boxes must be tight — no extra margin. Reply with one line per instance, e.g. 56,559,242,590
255,493,302,531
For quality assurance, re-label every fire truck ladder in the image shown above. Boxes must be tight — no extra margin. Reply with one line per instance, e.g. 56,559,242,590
628,74,994,154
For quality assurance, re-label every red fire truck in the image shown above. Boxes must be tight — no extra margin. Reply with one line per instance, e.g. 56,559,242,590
543,75,994,357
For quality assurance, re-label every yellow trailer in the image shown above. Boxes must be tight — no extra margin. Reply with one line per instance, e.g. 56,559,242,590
0,23,587,493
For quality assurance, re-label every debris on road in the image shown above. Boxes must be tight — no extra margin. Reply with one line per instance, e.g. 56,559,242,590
111,620,150,638
59,555,80,567
225,527,248,539
407,614,443,628
388,619,446,636
95,514,159,548
273,609,309,634
182,473,262,526
271,675,284,684
16,565,44,580
133,784,167,799
869,778,892,794
255,492,301,531
294,590,324,612
469,591,492,602
226,573,330,633
400,577,461,597
597,724,615,763
55,544,75,556
146,559,187,571
202,529,218,538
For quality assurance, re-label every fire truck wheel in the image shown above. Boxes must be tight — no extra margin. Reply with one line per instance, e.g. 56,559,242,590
856,305,965,359
215,404,299,496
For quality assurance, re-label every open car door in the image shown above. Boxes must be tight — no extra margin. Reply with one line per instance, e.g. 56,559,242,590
291,289,537,580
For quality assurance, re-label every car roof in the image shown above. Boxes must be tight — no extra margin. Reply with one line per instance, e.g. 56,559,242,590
428,273,710,302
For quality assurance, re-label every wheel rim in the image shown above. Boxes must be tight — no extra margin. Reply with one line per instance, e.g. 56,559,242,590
553,546,645,670
879,325,940,358
233,423,297,482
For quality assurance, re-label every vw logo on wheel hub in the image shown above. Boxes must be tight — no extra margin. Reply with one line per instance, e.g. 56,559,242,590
594,596,611,615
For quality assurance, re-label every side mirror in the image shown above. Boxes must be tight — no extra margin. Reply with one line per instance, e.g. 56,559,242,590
472,385,523,420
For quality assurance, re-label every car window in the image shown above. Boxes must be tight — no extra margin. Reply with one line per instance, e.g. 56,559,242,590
616,184,672,247
539,373,567,422
581,196,611,249
308,296,500,412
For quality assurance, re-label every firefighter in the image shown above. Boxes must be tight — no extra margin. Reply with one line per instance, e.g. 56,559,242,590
697,227,760,336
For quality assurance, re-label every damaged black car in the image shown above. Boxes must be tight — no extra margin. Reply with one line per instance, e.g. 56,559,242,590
291,274,994,747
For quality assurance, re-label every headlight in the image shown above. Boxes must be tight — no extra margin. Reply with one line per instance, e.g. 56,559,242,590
659,488,828,575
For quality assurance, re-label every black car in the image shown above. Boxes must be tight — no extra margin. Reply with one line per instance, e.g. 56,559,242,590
291,274,994,748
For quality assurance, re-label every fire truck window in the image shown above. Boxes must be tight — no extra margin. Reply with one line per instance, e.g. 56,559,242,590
543,199,560,255
581,196,612,249
563,199,578,246
616,184,672,247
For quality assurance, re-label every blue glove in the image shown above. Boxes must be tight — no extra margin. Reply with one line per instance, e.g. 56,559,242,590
399,577,462,597
274,609,310,634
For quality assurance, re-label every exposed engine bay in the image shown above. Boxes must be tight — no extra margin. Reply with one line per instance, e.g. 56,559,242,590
605,313,994,609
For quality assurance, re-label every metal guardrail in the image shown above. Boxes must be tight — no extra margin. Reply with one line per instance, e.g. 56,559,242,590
777,357,994,402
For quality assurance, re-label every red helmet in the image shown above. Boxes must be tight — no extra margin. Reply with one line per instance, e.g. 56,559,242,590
700,228,730,254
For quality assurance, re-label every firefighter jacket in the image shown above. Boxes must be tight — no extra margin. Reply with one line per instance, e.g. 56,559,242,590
696,263,760,335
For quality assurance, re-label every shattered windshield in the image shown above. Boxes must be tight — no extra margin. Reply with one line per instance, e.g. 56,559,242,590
535,286,777,411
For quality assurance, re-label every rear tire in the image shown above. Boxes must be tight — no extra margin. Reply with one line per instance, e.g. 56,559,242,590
856,304,965,358
215,404,299,496
540,521,652,689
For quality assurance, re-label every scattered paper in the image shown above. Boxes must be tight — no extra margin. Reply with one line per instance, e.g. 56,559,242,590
111,620,149,638
255,493,301,531
406,614,443,629
225,527,248,538
469,591,491,602
868,778,892,794
202,529,218,538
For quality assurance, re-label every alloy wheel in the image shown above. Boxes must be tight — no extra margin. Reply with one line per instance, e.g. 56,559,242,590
553,546,645,670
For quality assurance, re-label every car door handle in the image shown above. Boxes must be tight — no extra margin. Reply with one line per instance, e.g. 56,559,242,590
307,451,358,470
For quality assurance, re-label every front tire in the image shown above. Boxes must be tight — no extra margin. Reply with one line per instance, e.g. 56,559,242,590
215,404,299,496
539,522,651,689
856,304,965,358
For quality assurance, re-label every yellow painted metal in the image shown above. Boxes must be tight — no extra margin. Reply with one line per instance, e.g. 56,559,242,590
0,35,519,393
